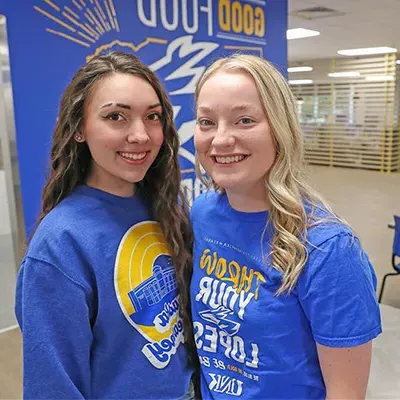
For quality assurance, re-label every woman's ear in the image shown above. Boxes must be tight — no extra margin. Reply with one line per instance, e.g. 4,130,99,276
74,133,85,143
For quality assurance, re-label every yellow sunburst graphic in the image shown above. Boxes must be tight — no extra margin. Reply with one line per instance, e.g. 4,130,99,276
34,0,120,48
34,0,169,62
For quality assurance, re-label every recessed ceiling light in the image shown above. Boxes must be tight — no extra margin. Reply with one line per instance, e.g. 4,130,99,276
288,66,313,73
338,47,397,56
328,72,361,77
287,28,320,40
365,75,394,81
288,79,313,85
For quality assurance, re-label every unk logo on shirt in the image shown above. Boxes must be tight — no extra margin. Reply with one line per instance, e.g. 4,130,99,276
114,221,184,369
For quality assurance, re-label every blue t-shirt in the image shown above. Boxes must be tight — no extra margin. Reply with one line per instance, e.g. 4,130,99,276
16,185,193,399
190,191,381,399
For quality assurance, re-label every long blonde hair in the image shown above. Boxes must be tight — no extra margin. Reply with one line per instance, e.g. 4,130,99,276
195,54,339,294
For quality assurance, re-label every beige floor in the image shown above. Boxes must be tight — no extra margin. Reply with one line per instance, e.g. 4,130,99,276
368,304,400,399
0,328,21,399
0,165,399,399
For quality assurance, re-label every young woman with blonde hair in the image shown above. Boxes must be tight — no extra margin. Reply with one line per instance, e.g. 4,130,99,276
190,54,381,399
16,51,195,399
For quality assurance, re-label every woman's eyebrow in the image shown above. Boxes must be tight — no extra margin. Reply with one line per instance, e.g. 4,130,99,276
100,102,131,110
100,102,162,110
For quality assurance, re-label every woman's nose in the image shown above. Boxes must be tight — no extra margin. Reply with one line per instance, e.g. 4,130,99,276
126,120,150,144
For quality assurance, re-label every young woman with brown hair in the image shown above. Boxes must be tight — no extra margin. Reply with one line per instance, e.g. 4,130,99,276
16,51,195,399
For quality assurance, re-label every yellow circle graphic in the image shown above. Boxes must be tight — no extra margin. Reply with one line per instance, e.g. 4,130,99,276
114,221,179,343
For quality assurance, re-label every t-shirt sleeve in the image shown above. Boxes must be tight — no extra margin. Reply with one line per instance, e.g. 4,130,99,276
297,232,382,347
15,257,93,399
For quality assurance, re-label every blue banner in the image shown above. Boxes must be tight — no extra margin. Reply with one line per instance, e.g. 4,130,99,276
2,0,287,233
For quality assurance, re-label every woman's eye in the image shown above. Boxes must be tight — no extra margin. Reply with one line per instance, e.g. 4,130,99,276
105,113,124,121
238,117,254,125
147,112,162,121
198,118,214,127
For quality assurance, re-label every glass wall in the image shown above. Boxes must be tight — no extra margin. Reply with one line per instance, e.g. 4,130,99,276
0,15,24,330
290,54,400,173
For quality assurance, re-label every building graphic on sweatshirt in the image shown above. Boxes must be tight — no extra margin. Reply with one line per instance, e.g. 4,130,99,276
128,264,176,312
114,221,184,368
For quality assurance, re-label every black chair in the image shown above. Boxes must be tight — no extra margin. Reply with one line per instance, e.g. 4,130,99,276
378,215,400,303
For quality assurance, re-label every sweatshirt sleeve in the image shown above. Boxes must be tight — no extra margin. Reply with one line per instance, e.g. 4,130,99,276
15,256,94,399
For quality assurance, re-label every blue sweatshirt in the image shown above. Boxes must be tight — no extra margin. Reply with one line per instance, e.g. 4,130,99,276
16,186,193,399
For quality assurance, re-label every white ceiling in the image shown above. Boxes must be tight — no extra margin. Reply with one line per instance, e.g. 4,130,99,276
288,0,400,62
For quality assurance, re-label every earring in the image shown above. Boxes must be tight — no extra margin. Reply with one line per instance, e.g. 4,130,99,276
75,135,83,142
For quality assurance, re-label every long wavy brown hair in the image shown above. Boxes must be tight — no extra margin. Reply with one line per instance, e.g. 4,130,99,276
38,51,196,363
